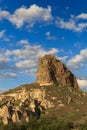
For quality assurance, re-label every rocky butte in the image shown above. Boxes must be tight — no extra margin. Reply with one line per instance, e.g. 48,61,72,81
36,54,79,88
1,54,87,126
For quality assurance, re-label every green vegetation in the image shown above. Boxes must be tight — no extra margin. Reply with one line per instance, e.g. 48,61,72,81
0,116,74,130
79,120,87,130
2,83,40,95
1,116,87,130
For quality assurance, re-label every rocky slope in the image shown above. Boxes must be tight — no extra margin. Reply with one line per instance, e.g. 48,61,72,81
0,86,53,124
0,55,87,125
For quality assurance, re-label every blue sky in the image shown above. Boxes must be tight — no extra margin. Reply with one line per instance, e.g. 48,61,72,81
0,0,87,92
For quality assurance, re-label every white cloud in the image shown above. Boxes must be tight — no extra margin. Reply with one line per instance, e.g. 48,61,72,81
45,31,57,40
0,10,9,20
1,5,87,32
77,79,87,89
56,18,75,30
45,48,58,55
0,53,10,62
0,50,12,70
46,32,50,36
77,13,87,19
10,43,58,60
56,13,87,32
67,48,87,69
0,88,8,94
58,56,68,62
0,30,11,41
20,68,37,76
16,60,36,69
0,5,53,28
17,40,29,45
13,44,58,70
0,72,17,79
0,40,59,79
0,30,6,38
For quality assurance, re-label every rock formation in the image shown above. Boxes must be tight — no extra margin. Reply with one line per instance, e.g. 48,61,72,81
0,54,82,125
0,88,53,124
36,55,79,88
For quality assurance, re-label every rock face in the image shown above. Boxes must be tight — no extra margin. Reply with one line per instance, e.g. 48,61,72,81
0,88,53,124
36,55,79,88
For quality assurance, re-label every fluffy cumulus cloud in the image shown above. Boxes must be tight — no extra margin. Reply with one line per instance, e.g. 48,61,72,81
0,40,59,79
12,44,58,70
10,43,58,61
0,4,52,28
1,4,87,32
67,48,87,69
56,13,87,32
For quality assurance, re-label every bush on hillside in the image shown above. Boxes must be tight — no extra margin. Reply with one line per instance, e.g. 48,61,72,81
0,117,74,130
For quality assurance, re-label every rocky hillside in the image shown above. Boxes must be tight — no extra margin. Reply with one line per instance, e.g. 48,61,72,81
0,55,87,127
0,86,52,124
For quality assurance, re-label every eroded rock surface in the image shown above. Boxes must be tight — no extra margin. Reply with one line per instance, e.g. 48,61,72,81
0,87,53,124
36,55,79,88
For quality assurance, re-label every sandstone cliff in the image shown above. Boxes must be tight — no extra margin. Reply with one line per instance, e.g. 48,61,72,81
36,55,79,88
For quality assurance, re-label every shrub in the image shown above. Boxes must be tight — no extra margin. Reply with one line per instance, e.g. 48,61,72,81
0,116,74,130
79,120,87,130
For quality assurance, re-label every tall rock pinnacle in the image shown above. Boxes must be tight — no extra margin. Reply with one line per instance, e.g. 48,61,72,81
36,55,79,88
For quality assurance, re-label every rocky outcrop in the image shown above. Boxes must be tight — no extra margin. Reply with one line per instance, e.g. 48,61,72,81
0,54,81,125
36,55,79,88
0,88,54,124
